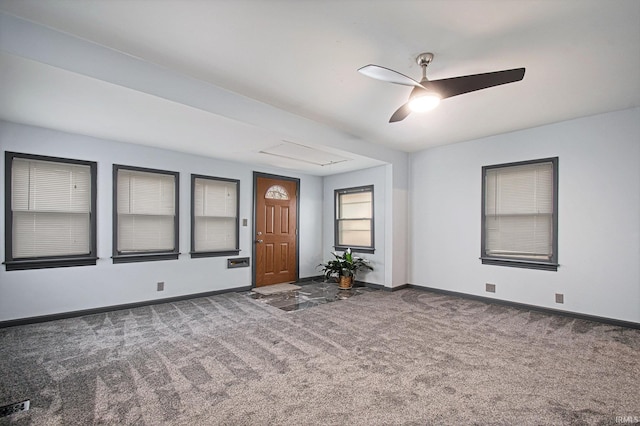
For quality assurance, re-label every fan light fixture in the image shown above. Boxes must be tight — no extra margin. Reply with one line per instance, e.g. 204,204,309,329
357,51,526,123
408,91,441,112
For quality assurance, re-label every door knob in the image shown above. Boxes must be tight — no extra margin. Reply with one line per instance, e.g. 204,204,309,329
255,239,263,243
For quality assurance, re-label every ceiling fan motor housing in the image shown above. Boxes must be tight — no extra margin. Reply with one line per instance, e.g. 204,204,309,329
416,52,434,67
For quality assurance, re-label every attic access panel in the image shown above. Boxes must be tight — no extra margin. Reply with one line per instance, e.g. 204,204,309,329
260,141,351,167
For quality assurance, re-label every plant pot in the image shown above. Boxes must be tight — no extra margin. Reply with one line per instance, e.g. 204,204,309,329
339,275,353,289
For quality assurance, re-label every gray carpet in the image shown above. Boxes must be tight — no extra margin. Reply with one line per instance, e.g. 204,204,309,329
1,289,639,425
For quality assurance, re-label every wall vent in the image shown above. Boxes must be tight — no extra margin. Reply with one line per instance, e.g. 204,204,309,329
228,257,250,268
485,283,496,293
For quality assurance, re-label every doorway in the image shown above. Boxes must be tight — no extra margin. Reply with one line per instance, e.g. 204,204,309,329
253,172,299,287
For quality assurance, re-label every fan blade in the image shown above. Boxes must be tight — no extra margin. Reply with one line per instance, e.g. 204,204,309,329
389,103,411,123
358,64,423,87
429,68,525,99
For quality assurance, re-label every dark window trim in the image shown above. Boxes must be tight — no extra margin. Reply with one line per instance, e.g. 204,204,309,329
4,151,98,271
112,252,179,264
112,164,179,264
334,184,375,253
333,247,376,255
191,250,240,259
481,157,558,271
479,257,559,271
4,256,99,271
190,173,240,258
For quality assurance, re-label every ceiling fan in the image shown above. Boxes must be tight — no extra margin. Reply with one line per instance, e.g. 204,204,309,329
358,52,525,123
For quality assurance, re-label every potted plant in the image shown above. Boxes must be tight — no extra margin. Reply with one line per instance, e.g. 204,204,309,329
318,248,373,289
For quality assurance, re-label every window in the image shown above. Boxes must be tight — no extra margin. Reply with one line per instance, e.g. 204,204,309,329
481,157,558,270
265,184,289,200
113,165,179,263
191,174,240,258
335,185,374,253
4,152,97,270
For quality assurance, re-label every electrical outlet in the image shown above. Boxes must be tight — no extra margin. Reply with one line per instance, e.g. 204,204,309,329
0,400,30,417
485,283,496,293
157,281,164,291
555,293,564,304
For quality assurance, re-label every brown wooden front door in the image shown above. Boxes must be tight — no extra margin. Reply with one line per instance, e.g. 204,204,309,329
254,175,298,287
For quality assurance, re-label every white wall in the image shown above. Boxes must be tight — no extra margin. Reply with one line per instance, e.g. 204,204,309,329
409,107,640,323
322,165,387,286
389,160,409,288
6,106,636,323
0,121,324,321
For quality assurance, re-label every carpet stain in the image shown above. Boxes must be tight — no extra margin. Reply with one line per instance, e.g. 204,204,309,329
443,386,456,395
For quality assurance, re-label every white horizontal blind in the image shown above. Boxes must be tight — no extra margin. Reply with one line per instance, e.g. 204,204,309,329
193,178,237,251
117,169,175,252
12,158,91,258
337,190,372,247
485,162,553,260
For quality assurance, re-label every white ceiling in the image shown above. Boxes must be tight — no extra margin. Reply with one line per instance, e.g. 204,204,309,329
1,0,639,176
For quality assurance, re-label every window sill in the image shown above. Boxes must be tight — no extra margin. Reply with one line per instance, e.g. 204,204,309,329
481,257,558,271
334,246,375,255
190,250,240,259
4,256,98,271
112,252,179,264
